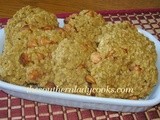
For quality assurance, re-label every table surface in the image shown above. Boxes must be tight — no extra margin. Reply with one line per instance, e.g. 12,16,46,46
0,0,160,17
0,1,160,120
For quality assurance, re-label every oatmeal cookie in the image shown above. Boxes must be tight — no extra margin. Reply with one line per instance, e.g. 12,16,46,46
90,22,158,99
4,5,58,53
52,38,96,69
0,6,66,87
64,10,105,41
52,38,96,94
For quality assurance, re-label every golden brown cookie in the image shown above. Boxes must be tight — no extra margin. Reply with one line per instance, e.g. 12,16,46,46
0,6,66,87
90,22,157,99
64,10,105,41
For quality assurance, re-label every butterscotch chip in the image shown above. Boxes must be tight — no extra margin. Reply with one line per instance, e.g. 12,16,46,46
19,53,30,66
45,81,56,88
28,69,43,81
85,75,96,84
90,52,102,64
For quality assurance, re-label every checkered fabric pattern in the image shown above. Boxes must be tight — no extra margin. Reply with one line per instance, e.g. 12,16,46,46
0,9,160,120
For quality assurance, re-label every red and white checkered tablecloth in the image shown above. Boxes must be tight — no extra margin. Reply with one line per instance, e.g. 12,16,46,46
0,8,160,120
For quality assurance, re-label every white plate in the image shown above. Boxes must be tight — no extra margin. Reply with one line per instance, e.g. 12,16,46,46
0,19,160,112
